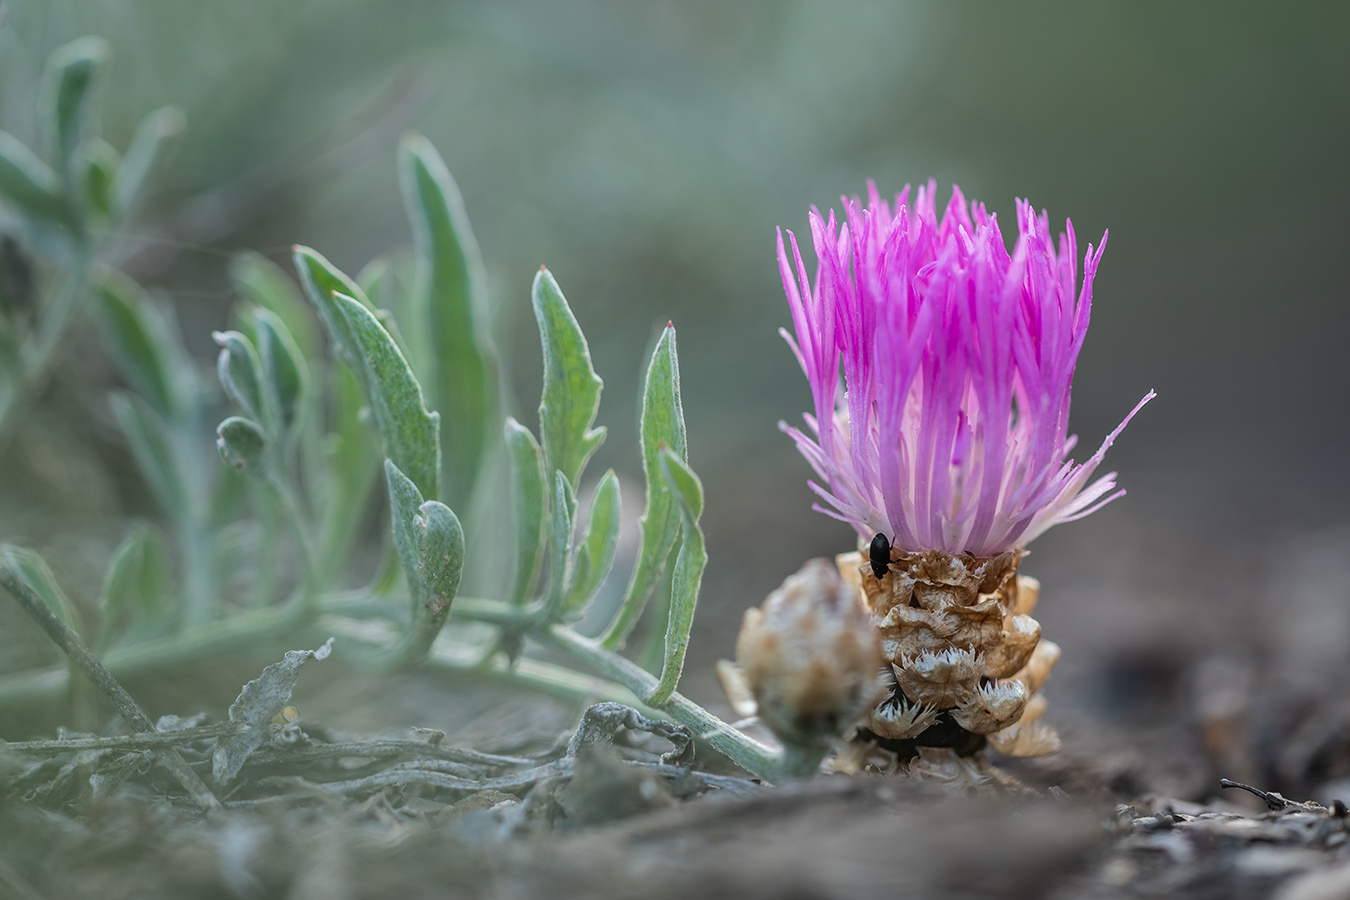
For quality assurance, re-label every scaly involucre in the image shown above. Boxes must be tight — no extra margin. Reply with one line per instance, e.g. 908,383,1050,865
780,181,1153,556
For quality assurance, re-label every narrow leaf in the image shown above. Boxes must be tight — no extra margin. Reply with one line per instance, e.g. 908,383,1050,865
252,308,307,438
646,448,706,705
110,392,188,515
505,417,547,607
564,469,621,617
48,36,109,182
231,251,318,360
97,527,170,650
384,460,465,665
292,245,374,368
0,131,69,224
94,268,182,418
334,292,440,500
77,137,118,221
317,361,379,580
214,330,274,434
602,324,687,648
533,268,605,492
112,105,185,216
543,471,575,620
0,545,83,638
400,134,498,510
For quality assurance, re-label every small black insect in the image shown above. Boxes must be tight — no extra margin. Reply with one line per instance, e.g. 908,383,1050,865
868,532,891,579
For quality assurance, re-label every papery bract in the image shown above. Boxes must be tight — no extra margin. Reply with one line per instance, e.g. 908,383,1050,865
780,181,1152,556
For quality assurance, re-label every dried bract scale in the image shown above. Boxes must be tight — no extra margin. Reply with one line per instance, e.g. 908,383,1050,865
779,182,1150,763
733,558,885,749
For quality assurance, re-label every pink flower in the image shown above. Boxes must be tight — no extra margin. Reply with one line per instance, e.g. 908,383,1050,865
779,181,1153,556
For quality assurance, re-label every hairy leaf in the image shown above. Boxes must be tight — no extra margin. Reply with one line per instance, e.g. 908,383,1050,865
48,37,108,183
252,308,307,438
334,292,441,501
565,469,621,617
113,105,184,216
214,330,274,434
400,134,498,510
97,527,170,650
0,131,69,224
603,324,687,648
94,268,182,418
110,392,188,515
646,448,706,705
533,268,605,493
384,460,465,665
505,417,547,607
217,416,267,478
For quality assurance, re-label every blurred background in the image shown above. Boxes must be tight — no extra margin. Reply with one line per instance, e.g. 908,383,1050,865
2,1,1348,799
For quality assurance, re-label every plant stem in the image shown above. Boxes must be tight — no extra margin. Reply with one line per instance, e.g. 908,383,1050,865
0,565,220,811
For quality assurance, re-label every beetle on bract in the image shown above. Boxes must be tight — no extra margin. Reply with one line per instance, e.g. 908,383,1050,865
868,533,891,579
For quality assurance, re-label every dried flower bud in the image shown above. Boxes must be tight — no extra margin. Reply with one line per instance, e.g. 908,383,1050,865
735,558,884,747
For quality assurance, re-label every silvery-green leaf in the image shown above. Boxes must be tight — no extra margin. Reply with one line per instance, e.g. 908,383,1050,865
77,137,118,221
384,460,464,665
231,251,317,360
0,544,83,638
646,448,705,705
317,361,379,580
213,639,333,784
110,392,188,515
252,308,306,438
333,291,440,501
543,470,576,621
0,131,69,225
217,416,268,478
214,330,275,436
505,417,546,607
564,468,621,617
400,134,498,510
112,105,184,216
293,245,372,369
94,268,183,418
47,36,108,182
533,268,604,494
602,324,686,648
97,527,170,650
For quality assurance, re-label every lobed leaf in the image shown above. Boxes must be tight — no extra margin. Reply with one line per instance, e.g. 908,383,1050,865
505,417,547,607
602,324,687,648
400,134,498,510
645,448,706,705
533,268,605,494
333,291,441,501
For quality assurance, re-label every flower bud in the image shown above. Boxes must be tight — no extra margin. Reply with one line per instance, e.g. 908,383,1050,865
735,558,883,748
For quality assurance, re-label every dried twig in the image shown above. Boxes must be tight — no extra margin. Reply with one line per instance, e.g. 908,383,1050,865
0,723,244,754
0,567,221,812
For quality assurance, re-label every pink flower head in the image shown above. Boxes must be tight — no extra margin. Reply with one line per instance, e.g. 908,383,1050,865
779,181,1153,556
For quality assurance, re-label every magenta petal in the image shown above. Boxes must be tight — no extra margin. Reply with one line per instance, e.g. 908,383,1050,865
779,183,1151,555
